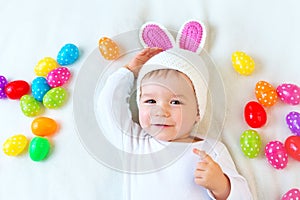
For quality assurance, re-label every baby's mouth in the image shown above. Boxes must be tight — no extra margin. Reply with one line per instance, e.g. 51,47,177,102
152,124,173,128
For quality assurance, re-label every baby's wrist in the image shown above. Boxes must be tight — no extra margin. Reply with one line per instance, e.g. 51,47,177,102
124,64,139,77
211,174,230,199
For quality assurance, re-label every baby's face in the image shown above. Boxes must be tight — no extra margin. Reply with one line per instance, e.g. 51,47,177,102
139,71,199,142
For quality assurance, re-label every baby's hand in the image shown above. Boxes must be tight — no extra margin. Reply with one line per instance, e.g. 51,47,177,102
193,148,230,200
125,47,163,77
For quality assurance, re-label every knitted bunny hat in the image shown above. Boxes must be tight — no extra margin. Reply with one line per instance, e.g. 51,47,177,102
136,20,209,122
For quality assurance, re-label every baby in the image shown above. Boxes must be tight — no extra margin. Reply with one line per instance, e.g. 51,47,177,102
98,47,252,200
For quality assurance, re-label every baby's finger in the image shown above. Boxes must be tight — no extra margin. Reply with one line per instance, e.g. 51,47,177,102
193,148,207,159
193,148,214,162
147,47,163,56
195,161,208,171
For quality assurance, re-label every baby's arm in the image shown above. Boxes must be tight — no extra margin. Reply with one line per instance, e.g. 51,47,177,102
193,149,230,200
97,67,136,146
125,47,163,77
193,146,253,200
97,48,163,147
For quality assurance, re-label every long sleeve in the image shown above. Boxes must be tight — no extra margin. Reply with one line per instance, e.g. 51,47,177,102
208,141,253,200
97,68,142,149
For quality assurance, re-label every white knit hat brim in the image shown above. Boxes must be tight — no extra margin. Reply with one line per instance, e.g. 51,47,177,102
136,47,209,121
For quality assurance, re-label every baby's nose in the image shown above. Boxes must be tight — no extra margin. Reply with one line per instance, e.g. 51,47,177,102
152,104,170,117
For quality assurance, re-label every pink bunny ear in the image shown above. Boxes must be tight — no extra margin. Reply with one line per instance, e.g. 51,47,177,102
176,20,206,54
139,22,175,51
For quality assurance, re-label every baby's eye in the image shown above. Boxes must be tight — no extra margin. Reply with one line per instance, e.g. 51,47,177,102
144,99,156,104
170,100,181,105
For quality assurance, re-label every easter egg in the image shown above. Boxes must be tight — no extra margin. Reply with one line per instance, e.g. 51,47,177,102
240,129,261,158
31,117,58,136
43,87,67,109
46,67,71,88
31,77,51,102
57,43,79,65
3,134,28,156
285,135,300,161
255,80,278,107
265,141,288,169
0,75,8,88
29,137,51,161
34,57,59,77
0,75,7,98
231,51,255,76
0,87,7,99
98,37,120,60
282,188,300,200
286,111,300,136
20,95,42,117
244,101,267,128
5,80,30,99
276,83,300,105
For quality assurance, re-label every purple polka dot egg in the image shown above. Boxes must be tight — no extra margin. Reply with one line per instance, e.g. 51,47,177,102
0,87,7,99
286,111,300,136
0,75,8,88
46,67,71,88
0,75,8,99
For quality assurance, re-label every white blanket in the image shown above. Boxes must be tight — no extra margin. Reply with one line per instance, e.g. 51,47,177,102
0,0,299,199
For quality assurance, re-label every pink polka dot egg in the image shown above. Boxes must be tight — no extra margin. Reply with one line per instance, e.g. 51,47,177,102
46,67,71,88
276,83,300,105
265,140,288,169
282,188,300,200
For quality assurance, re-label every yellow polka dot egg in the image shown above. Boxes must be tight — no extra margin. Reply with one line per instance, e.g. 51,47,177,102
231,51,255,76
98,37,120,60
3,134,28,156
34,57,59,77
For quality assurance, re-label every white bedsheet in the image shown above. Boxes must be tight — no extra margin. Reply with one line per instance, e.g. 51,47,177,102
1,0,300,199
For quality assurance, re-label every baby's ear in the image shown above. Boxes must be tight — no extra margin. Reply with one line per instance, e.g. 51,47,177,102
139,22,175,51
176,20,206,54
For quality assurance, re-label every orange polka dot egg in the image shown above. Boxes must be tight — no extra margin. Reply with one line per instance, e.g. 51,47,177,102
98,37,120,60
255,80,278,107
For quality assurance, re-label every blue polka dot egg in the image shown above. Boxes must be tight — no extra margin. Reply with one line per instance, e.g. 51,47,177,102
31,77,51,102
57,43,79,66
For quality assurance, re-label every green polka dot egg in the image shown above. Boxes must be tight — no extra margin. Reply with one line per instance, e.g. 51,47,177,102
43,87,67,109
240,129,261,158
20,95,42,117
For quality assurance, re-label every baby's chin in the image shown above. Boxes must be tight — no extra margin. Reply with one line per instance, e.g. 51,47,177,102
142,126,178,141
149,131,176,142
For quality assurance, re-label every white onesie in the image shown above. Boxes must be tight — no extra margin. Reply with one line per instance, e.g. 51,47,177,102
97,68,252,200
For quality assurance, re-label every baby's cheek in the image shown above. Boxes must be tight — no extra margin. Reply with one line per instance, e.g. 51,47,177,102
138,109,150,128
